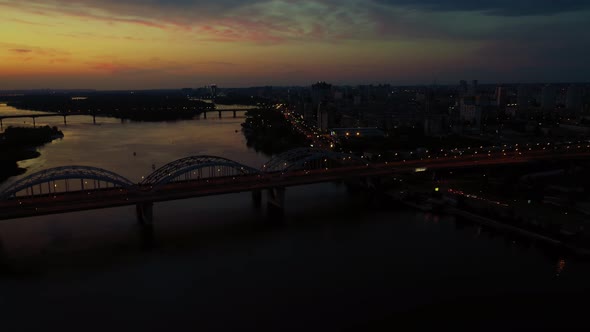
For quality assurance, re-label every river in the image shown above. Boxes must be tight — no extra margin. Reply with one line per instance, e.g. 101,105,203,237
0,104,589,330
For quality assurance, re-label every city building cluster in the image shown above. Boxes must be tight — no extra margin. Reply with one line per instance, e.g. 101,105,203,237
281,81,590,144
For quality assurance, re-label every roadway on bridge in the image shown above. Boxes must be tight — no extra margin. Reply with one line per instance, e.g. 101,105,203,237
1,150,589,221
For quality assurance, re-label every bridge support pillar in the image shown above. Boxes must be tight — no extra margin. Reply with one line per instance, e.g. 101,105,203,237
267,187,285,217
63,115,67,125
344,177,363,192
203,111,207,119
133,201,156,250
366,176,383,190
0,234,5,269
93,115,96,125
431,170,438,181
136,202,154,225
233,110,237,118
252,190,262,208
135,203,156,250
0,118,3,130
218,110,222,118
32,117,36,128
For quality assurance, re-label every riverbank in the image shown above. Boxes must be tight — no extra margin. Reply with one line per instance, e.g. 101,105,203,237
0,126,63,182
2,94,213,122
392,193,590,258
447,206,590,257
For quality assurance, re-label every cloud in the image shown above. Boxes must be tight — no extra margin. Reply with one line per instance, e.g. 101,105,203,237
194,61,238,67
1,0,589,86
3,0,590,46
89,62,145,74
10,49,33,53
0,0,266,24
2,43,72,65
367,1,590,42
0,0,372,43
372,0,590,16
6,18,55,27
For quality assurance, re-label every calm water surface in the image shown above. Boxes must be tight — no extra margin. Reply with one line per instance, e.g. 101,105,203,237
0,104,589,330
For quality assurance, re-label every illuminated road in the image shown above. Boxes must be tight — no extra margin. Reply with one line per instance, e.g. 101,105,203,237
1,150,589,221
279,105,336,150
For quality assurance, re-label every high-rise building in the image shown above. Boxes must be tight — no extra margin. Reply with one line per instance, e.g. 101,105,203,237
424,113,449,137
303,103,315,122
566,85,583,111
460,97,483,128
317,103,329,132
496,86,506,107
310,82,333,129
209,84,218,98
459,80,468,96
311,82,332,109
469,80,478,95
373,84,391,102
541,85,557,110
353,95,361,106
517,85,531,109
424,89,436,114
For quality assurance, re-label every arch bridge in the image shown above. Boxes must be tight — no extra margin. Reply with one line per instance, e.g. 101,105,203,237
1,147,586,222
0,149,365,198
141,155,261,188
262,148,366,173
0,166,135,199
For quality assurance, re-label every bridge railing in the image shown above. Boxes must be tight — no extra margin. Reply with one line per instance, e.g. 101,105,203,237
0,148,372,199
140,155,262,188
262,148,367,173
0,166,135,199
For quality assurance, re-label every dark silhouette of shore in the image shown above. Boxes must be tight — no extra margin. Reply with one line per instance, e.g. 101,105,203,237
0,126,63,182
2,93,213,122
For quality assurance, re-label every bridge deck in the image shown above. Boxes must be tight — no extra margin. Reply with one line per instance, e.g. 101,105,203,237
0,112,91,119
1,151,589,221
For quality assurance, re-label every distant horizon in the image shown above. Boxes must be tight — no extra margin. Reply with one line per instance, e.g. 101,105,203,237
1,80,590,93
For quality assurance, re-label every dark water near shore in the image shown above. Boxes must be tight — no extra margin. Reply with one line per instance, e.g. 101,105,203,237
0,104,589,330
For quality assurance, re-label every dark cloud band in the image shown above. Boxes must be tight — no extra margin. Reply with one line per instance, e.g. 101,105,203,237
373,0,590,16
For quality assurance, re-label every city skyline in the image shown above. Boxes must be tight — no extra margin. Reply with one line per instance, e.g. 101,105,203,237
1,0,589,89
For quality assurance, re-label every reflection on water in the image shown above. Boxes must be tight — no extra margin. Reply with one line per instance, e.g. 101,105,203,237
0,103,52,117
0,104,266,260
556,258,566,276
0,106,261,182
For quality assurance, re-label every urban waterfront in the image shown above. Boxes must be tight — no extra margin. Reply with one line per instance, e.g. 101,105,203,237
1,104,589,329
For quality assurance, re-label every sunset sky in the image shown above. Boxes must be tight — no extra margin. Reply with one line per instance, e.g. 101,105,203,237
1,0,589,89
